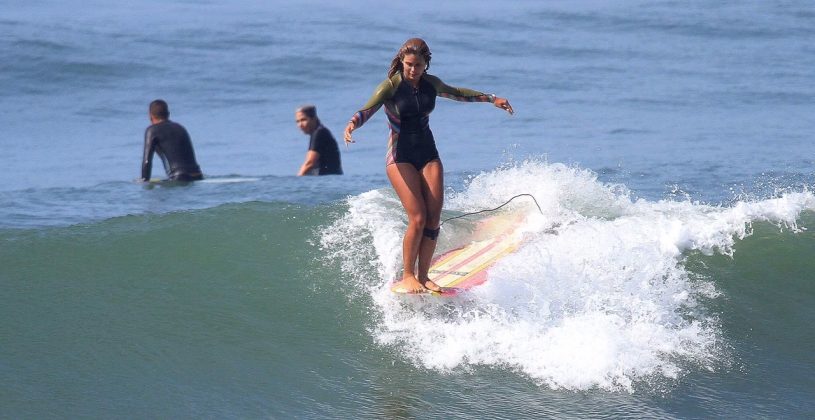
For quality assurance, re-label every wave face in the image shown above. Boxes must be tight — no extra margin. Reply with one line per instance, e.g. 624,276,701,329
2,161,813,417
321,160,815,391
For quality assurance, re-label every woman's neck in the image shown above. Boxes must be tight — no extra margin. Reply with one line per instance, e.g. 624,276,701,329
403,73,421,88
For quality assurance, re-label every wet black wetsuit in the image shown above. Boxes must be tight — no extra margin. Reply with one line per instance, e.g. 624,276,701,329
309,125,343,175
349,73,495,170
141,120,203,182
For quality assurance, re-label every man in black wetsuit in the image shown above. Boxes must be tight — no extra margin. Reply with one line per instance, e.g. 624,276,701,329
295,105,343,176
140,99,203,182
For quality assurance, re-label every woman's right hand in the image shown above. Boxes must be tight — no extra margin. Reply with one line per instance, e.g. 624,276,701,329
344,122,356,145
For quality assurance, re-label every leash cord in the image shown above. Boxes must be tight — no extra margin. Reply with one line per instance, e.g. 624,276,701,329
440,193,543,227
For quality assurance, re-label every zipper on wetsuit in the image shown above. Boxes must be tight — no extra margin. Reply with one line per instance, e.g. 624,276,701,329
413,87,421,113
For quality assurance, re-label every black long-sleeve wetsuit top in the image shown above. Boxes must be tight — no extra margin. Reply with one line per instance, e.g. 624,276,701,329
141,120,203,182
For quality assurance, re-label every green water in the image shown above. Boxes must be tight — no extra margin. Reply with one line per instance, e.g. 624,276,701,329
3,200,814,418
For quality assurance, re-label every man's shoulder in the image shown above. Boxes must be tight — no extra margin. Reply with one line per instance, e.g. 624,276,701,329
314,125,336,141
152,120,190,136
145,122,162,139
147,121,190,149
151,120,186,129
165,120,188,131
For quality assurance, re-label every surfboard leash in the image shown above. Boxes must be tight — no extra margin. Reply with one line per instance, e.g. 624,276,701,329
439,193,544,227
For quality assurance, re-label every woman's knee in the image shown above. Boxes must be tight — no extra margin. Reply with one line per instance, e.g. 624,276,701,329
406,211,426,230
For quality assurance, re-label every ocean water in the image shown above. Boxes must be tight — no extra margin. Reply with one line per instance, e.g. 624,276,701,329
2,0,814,418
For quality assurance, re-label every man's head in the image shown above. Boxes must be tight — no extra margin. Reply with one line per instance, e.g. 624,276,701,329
149,99,170,123
295,105,320,134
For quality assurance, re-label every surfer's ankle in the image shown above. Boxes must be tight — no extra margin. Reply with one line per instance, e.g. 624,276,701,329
421,279,441,292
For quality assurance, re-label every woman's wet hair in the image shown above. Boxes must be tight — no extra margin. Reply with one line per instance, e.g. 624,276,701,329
388,38,432,78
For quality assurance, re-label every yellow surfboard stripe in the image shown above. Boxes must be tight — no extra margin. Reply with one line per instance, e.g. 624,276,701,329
429,219,525,287
451,246,520,287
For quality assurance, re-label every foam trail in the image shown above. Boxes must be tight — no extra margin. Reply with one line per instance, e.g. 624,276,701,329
320,161,815,391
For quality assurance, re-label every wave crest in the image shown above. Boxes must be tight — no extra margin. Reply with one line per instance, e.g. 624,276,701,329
319,160,814,391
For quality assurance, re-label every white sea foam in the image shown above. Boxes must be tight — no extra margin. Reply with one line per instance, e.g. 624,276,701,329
319,161,815,391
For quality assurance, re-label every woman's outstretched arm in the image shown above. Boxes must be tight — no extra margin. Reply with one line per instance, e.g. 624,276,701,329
425,74,514,114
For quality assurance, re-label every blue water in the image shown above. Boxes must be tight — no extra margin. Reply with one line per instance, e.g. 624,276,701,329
2,0,814,418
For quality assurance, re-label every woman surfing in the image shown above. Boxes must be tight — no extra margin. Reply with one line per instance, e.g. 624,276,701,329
344,38,514,293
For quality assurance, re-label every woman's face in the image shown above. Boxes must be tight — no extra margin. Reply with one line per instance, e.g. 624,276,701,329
401,53,426,83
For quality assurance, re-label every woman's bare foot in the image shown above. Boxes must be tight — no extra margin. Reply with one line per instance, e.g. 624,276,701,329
418,277,441,292
393,274,426,293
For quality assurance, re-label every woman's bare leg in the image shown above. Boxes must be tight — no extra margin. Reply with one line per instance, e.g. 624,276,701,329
387,163,427,292
417,159,444,291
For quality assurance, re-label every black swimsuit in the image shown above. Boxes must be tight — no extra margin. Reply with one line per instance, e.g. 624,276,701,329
390,77,440,170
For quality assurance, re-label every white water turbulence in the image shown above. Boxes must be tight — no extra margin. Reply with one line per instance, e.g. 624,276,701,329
320,160,815,391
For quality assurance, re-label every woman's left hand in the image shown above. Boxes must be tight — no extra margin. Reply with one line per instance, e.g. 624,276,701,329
494,97,514,115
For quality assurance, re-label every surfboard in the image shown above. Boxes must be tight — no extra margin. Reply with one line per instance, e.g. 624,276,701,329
145,176,259,185
391,211,527,296
199,177,261,184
